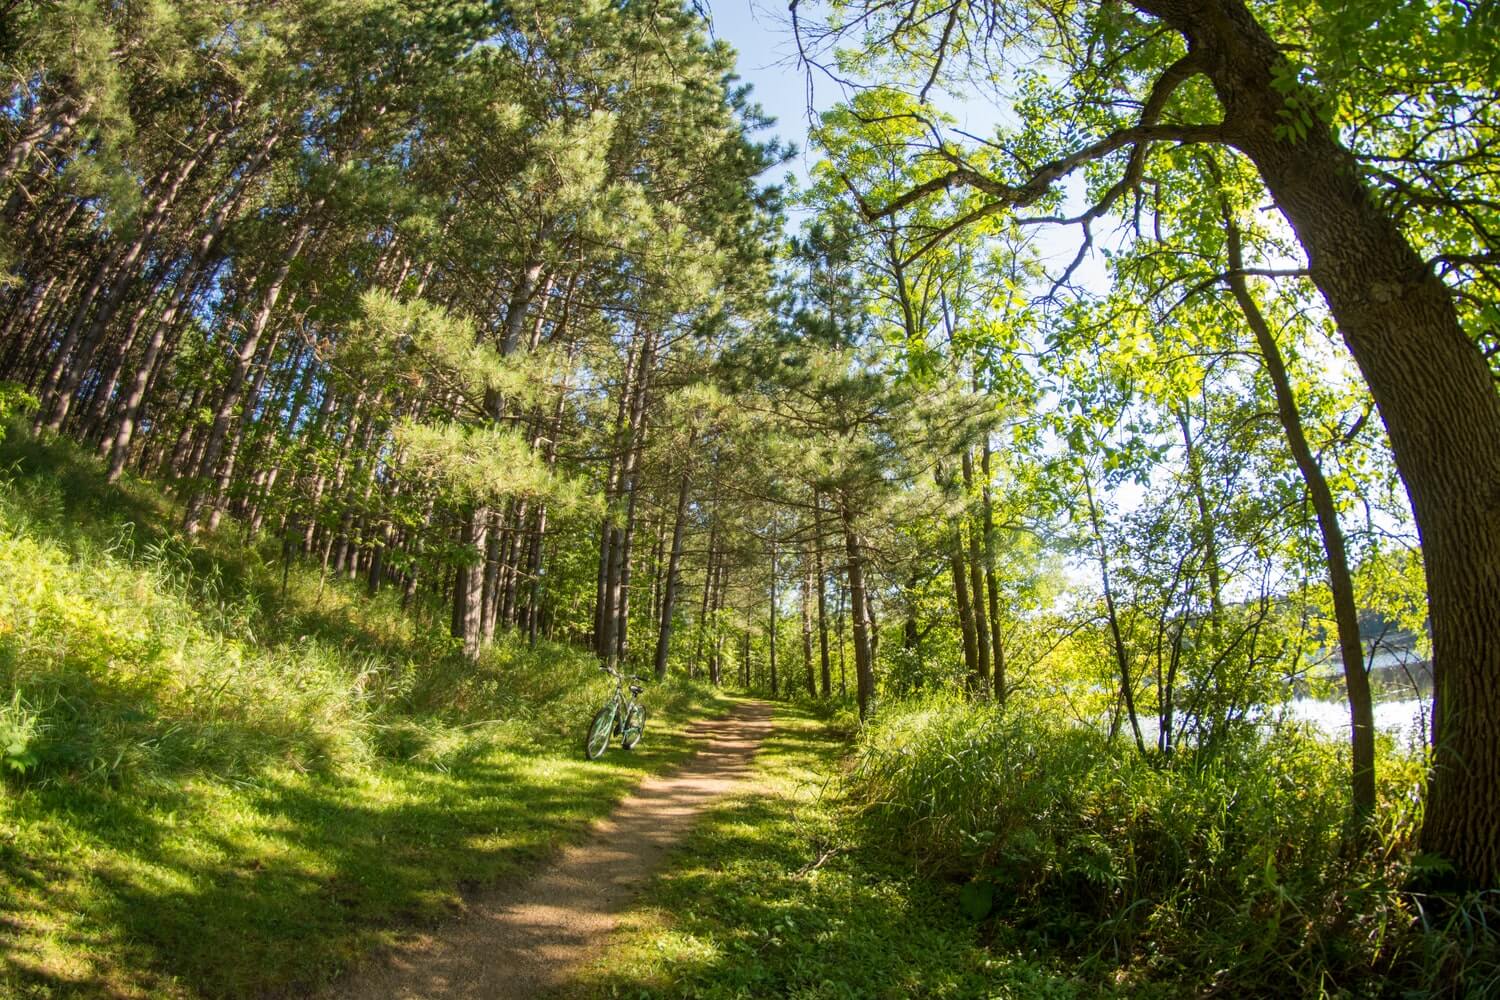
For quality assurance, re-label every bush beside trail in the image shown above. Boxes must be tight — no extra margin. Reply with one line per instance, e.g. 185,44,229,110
847,695,1497,997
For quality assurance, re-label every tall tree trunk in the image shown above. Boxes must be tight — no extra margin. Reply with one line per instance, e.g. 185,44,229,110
606,331,657,663
982,436,1004,703
814,497,831,698
203,322,288,532
183,209,318,535
107,129,278,482
802,552,817,697
944,470,981,684
1141,0,1500,888
841,500,876,720
695,519,718,676
41,131,221,432
768,541,779,697
962,450,992,690
1225,212,1376,819
653,456,693,680
709,561,727,687
595,343,637,657
452,510,488,661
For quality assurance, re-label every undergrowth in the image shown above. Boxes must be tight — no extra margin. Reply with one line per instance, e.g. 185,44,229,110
569,705,1081,999
848,695,1499,998
0,428,734,998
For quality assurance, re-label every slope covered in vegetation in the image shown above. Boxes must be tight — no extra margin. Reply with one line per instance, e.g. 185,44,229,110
0,430,731,998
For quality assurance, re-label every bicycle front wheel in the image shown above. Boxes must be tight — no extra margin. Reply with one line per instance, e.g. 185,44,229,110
621,704,646,750
584,706,615,760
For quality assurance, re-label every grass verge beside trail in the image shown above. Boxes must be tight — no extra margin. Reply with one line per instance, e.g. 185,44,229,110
568,705,1080,1000
0,431,736,999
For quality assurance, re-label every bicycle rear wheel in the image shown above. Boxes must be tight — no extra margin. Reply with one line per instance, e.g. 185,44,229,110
584,706,615,759
621,704,646,750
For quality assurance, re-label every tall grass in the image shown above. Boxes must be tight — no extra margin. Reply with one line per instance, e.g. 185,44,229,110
0,428,708,791
0,429,742,999
847,694,1495,996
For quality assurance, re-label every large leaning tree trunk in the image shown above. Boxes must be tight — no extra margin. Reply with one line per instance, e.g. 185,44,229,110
851,0,1500,887
1153,0,1500,888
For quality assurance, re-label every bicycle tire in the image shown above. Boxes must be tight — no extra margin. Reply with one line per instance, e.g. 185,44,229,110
584,705,615,760
621,704,646,750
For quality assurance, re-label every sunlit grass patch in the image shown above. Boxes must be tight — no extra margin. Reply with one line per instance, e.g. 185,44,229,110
0,431,736,998
570,707,1082,1000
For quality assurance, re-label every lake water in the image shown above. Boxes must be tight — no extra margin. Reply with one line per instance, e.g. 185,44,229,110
1283,696,1430,749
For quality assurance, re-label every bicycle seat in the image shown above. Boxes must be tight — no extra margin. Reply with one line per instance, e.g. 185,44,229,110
629,684,643,695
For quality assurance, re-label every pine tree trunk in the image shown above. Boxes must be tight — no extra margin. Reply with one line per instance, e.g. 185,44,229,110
841,500,876,720
768,541,779,697
814,497,832,698
653,460,692,680
453,507,489,661
695,519,718,675
183,209,317,535
802,553,816,697
105,129,276,482
709,562,727,687
42,132,219,433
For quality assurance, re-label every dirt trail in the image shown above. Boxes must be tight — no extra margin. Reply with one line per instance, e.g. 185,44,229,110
327,700,773,1000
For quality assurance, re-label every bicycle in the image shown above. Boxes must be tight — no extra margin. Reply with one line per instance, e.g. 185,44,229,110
583,664,647,760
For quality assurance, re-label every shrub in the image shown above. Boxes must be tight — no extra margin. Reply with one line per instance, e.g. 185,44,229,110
845,694,1451,995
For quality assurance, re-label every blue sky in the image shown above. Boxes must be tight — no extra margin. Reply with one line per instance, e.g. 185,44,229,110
706,0,823,189
704,1,1110,286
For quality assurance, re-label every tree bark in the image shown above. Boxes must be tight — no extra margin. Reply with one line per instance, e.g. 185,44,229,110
802,551,817,697
182,209,317,535
695,518,718,675
942,463,981,686
962,449,992,690
981,437,1004,703
768,541,779,697
1138,0,1500,888
814,497,832,698
452,509,489,661
1225,213,1376,819
841,499,876,719
653,456,693,680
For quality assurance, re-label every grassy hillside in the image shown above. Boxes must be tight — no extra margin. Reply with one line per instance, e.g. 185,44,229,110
0,428,733,999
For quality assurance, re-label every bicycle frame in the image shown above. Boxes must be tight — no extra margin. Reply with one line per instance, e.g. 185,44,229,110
585,664,646,758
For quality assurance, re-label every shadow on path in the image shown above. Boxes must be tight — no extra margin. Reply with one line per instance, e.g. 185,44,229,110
326,701,774,1000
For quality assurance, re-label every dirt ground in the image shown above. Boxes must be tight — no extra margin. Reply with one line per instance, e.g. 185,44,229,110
325,700,774,1000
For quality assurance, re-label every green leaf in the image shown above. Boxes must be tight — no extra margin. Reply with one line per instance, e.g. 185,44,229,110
958,879,995,921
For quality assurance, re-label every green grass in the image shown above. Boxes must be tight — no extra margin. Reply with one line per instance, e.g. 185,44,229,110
571,698,1500,1000
0,429,736,999
842,695,1497,998
567,705,1081,1000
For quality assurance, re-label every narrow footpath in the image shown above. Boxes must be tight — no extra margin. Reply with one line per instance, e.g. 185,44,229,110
326,700,774,1000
